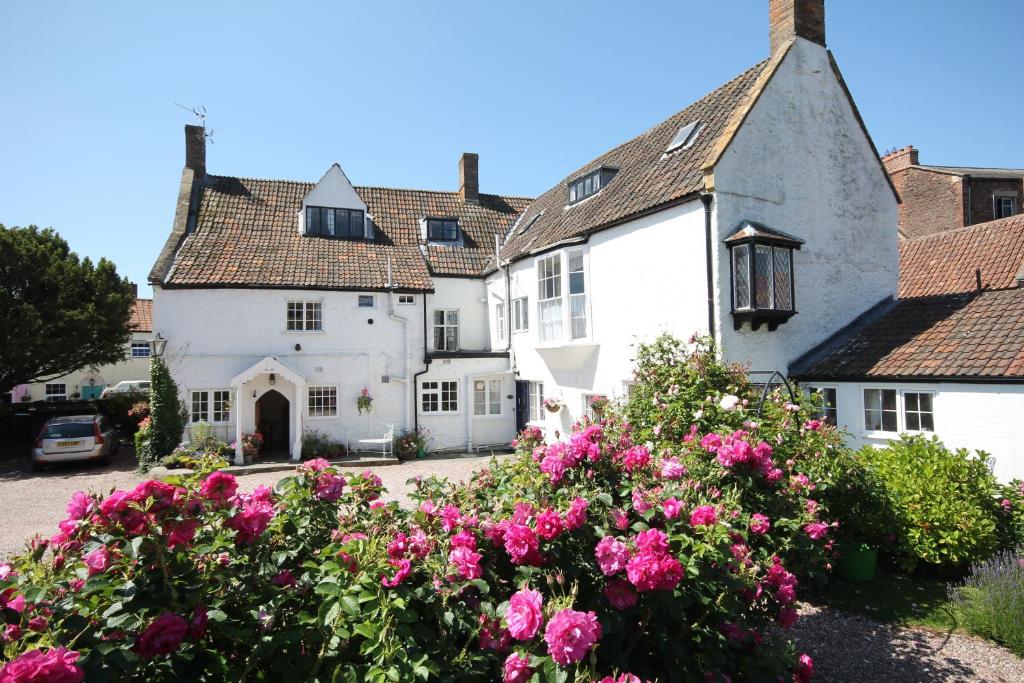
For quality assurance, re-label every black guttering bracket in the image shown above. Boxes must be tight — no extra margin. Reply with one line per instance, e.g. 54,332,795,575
700,193,716,343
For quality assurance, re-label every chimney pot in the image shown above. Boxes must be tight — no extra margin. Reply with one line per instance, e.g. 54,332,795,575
184,125,206,179
459,152,480,205
882,145,919,174
130,283,138,298
769,0,825,54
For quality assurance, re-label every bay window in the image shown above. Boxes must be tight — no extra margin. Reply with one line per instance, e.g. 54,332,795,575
726,221,802,331
536,251,588,343
538,254,562,342
568,252,587,339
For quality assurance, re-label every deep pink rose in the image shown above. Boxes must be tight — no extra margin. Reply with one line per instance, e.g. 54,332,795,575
381,559,412,587
564,497,588,530
189,605,208,640
502,652,533,683
660,458,685,479
272,569,297,587
535,508,563,541
226,499,275,544
166,519,200,549
449,545,483,580
0,647,84,682
594,536,630,576
505,588,544,640
134,613,188,658
604,579,639,610
795,653,814,683
199,471,238,504
804,522,829,540
633,529,669,555
503,524,539,565
2,624,22,642
543,609,601,666
83,546,110,576
28,616,48,632
65,492,91,521
749,513,770,535
689,505,717,528
302,458,331,472
314,473,346,501
662,498,682,520
626,552,683,592
776,607,799,629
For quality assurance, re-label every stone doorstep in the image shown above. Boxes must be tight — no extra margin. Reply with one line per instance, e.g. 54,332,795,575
151,454,400,480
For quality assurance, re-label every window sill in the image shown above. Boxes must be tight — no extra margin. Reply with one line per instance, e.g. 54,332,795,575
862,430,899,440
283,330,326,335
472,413,505,420
731,309,797,332
535,339,598,350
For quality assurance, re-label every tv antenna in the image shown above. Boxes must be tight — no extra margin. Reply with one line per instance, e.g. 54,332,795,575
174,103,217,144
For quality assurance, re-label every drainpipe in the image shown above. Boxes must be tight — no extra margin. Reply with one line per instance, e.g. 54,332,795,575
700,193,716,343
412,292,431,435
387,293,411,432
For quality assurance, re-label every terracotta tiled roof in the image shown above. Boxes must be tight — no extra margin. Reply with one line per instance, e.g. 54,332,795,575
130,299,153,332
792,288,1024,381
898,215,1024,298
163,177,530,290
495,60,770,265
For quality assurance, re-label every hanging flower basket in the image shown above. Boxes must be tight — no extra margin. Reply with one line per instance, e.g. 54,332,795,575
588,394,610,416
357,387,373,414
543,398,563,414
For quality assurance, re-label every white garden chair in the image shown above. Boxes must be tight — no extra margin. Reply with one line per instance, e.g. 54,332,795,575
357,423,394,459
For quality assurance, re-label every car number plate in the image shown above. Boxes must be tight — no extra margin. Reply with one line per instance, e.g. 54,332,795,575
56,440,81,447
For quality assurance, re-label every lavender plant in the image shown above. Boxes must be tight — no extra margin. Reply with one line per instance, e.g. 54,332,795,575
950,547,1024,656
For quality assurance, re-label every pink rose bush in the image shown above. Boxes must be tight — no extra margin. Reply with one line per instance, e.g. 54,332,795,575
0,334,829,681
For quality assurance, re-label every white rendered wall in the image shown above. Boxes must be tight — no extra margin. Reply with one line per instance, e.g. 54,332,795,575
429,278,491,352
417,357,515,451
811,381,1024,482
18,331,153,401
712,37,899,374
154,286,421,448
488,200,708,430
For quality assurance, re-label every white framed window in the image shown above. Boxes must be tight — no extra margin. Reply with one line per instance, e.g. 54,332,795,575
568,251,587,339
863,388,898,433
495,303,506,344
131,341,151,358
191,390,231,423
512,297,529,332
433,309,460,351
528,381,544,423
582,393,600,419
398,294,415,305
473,378,503,416
308,385,338,418
903,391,934,432
421,380,458,413
287,300,322,331
537,254,562,342
994,195,1016,219
45,383,67,402
426,218,460,242
305,206,365,239
358,295,375,308
212,390,231,423
190,391,209,422
806,386,837,426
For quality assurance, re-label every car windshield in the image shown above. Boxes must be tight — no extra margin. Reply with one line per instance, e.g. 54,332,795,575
44,423,93,439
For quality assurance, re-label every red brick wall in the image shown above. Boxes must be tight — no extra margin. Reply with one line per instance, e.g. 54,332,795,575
966,177,1023,225
890,167,965,239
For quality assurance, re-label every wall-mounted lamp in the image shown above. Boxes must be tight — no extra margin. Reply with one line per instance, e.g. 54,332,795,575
294,343,302,352
88,378,96,386
269,373,276,386
149,333,168,358
252,390,257,398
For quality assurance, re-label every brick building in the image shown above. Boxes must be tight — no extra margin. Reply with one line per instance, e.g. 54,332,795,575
883,145,1024,239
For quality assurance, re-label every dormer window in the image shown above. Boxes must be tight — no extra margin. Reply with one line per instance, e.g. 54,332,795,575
725,221,803,331
305,206,366,239
665,121,702,154
568,168,617,205
427,218,460,242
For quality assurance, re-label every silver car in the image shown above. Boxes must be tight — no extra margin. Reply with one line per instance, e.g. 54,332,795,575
32,414,119,471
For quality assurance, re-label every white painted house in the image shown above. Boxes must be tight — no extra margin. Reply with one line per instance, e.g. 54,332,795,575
150,0,1022,477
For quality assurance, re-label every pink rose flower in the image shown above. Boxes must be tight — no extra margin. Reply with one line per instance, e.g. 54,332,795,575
314,473,346,502
226,499,275,545
302,458,330,472
689,505,717,528
804,522,829,540
449,545,483,580
660,457,685,479
478,614,511,652
776,607,799,629
543,609,601,666
189,605,208,640
134,613,188,658
611,509,630,530
502,652,533,683
795,653,814,683
505,588,544,640
380,559,412,587
604,579,638,610
662,497,682,520
272,569,297,587
65,491,91,521
199,471,238,504
0,647,84,682
626,552,683,592
83,545,110,576
165,519,200,549
749,513,770,535
503,524,539,565
595,536,630,576
3,624,22,643
564,497,588,530
535,508,563,541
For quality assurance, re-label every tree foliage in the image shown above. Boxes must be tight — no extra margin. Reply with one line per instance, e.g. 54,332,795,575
147,357,185,463
0,224,135,393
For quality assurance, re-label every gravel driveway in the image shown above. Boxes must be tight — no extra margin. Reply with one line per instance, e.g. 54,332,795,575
0,447,510,560
2,450,1021,680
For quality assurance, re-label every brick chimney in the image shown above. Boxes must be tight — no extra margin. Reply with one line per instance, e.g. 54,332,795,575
769,0,826,54
184,125,206,179
882,146,920,174
458,152,480,205
129,282,138,298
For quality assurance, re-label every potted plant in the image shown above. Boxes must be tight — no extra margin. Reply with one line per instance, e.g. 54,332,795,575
394,428,429,461
241,431,264,465
821,454,891,582
19,393,31,403
357,387,373,414
543,397,563,414
588,394,610,417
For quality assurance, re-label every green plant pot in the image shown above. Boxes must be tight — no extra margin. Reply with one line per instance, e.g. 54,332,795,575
837,543,878,582
416,445,427,459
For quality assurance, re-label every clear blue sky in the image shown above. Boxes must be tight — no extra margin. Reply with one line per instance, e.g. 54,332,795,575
2,1,1022,297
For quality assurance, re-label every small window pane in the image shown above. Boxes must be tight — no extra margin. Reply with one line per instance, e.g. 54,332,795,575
773,247,792,310
755,244,773,309
733,245,750,310
358,295,374,308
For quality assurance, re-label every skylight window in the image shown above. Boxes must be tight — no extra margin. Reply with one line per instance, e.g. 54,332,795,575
567,167,617,205
666,121,702,154
518,211,543,235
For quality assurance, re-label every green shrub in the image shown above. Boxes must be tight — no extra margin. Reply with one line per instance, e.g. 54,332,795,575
133,417,154,470
148,358,185,460
950,547,1024,656
996,480,1024,550
301,428,345,459
860,435,1002,573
